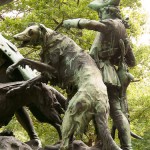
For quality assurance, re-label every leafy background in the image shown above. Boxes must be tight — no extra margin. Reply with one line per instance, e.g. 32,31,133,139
0,0,149,149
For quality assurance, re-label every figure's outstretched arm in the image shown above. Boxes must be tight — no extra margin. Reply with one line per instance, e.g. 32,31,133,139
63,18,107,33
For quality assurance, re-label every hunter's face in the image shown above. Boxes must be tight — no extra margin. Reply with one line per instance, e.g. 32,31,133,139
98,8,110,20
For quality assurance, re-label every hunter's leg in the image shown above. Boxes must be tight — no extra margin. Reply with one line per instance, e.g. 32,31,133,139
108,87,132,150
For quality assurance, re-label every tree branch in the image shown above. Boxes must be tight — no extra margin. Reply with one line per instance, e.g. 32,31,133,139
0,0,13,6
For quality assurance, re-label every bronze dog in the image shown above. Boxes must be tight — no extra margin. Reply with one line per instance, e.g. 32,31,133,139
0,81,66,140
7,24,122,150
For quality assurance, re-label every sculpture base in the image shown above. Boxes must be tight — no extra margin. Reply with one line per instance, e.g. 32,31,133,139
0,136,32,150
41,140,102,150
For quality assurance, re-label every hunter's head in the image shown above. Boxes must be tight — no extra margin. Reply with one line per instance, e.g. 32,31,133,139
88,0,121,20
98,6,121,20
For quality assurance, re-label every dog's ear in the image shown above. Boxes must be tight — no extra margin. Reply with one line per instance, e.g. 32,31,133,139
39,24,47,34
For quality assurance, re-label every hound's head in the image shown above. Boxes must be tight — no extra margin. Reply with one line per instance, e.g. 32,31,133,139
13,23,52,47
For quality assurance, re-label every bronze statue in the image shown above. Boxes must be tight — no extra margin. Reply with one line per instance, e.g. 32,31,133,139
0,33,41,147
0,34,66,148
0,81,65,139
0,136,32,150
7,23,122,150
62,0,136,149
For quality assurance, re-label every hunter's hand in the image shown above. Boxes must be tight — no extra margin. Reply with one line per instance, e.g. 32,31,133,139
62,18,81,29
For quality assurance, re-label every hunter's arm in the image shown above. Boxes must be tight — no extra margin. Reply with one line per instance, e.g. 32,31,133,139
125,45,136,67
63,18,107,33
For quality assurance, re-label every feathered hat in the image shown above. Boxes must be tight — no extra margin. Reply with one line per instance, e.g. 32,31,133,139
88,0,120,11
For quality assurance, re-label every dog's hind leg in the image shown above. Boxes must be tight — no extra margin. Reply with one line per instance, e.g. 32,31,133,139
60,109,75,150
15,107,42,148
94,110,122,150
15,107,39,140
51,122,62,140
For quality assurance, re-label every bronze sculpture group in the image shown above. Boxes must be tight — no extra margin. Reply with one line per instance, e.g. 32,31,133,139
62,1,135,149
0,0,142,150
0,33,67,149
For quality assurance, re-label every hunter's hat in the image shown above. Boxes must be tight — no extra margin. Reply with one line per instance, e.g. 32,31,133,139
88,0,120,12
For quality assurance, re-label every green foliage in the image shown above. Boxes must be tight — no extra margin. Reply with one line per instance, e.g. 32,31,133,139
0,0,149,149
0,109,59,146
127,79,150,149
128,45,150,149
130,45,150,79
0,0,144,51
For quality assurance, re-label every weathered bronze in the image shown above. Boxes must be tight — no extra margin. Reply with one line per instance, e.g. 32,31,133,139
88,0,120,11
40,140,102,150
7,23,122,150
0,34,66,148
62,0,136,150
0,34,41,147
0,81,65,139
0,136,32,150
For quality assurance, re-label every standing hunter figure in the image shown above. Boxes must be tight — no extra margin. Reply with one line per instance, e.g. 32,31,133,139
62,0,136,149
